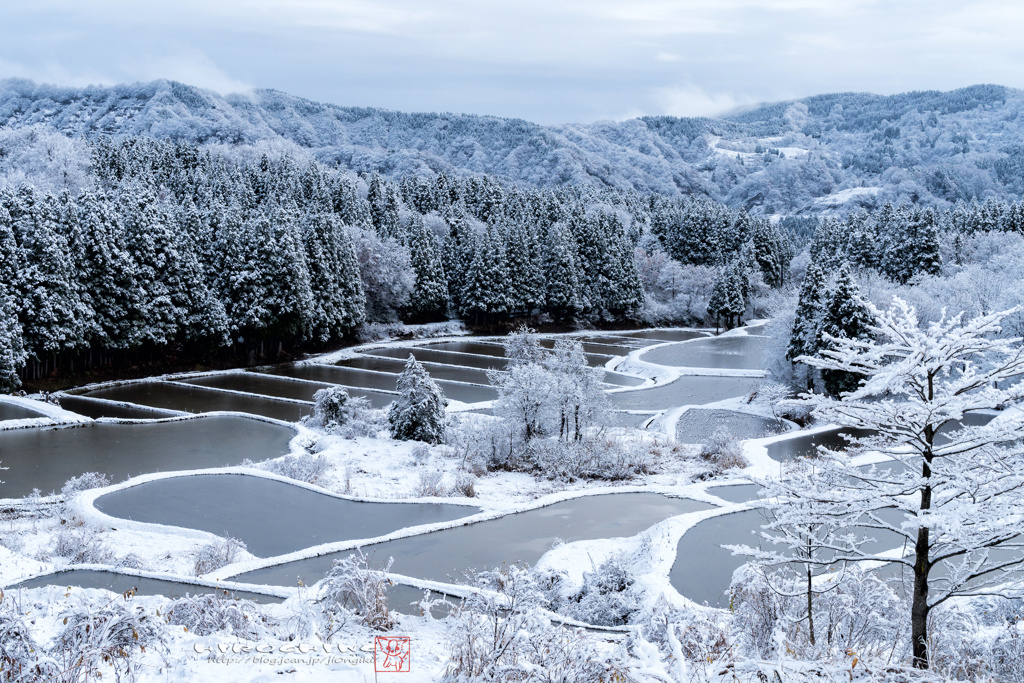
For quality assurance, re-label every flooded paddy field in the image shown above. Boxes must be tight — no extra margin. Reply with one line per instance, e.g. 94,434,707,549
610,376,760,411
675,409,783,444
0,416,294,497
95,474,478,558
84,382,311,422
232,493,711,587
9,570,283,604
640,335,768,370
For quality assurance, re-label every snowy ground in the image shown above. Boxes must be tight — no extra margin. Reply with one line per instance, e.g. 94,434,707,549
0,320,891,681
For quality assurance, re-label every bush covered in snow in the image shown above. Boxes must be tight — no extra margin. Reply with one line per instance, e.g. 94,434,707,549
547,552,641,627
165,592,270,639
60,471,111,498
317,552,395,636
263,452,330,485
53,593,162,683
697,428,748,476
192,535,246,576
389,354,446,444
48,518,114,565
443,563,628,682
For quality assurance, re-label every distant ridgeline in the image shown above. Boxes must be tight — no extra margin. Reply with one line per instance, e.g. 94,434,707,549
3,79,1024,212
0,136,793,390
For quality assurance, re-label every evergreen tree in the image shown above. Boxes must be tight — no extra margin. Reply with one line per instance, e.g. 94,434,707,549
541,221,583,321
787,261,827,366
302,211,366,342
406,215,448,321
389,355,446,444
0,281,26,393
816,264,875,396
459,226,510,323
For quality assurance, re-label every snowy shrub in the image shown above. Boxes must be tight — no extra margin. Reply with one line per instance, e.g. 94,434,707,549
50,519,114,564
414,469,447,497
192,535,246,576
0,593,55,682
317,552,395,635
264,453,330,485
60,471,111,498
165,593,269,639
303,386,383,438
115,553,144,570
698,428,747,475
452,472,476,498
554,553,641,627
443,563,628,682
54,594,160,683
930,597,1024,683
389,355,446,444
728,564,781,658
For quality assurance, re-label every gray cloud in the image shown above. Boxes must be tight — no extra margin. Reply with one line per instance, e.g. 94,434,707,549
2,1,1023,124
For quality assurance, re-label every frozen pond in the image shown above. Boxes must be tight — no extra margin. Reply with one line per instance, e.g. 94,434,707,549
0,402,44,421
337,356,495,385
423,341,507,357
706,484,761,504
603,372,646,388
182,373,333,402
367,346,509,371
537,338,633,357
610,376,760,411
617,330,709,343
57,395,181,420
671,509,766,606
676,409,783,444
640,335,768,370
8,570,282,604
765,428,871,461
0,417,294,498
232,493,712,587
85,382,310,422
95,474,479,558
609,412,657,429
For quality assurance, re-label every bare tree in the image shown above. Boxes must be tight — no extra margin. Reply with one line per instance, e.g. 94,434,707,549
752,298,1024,669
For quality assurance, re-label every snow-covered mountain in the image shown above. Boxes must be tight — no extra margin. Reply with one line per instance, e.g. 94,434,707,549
2,78,1022,213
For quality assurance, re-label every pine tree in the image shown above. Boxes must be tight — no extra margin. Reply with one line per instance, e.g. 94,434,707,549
0,281,26,393
406,215,448,322
541,221,582,322
459,225,510,323
816,264,875,396
787,261,827,366
389,355,446,444
303,211,366,342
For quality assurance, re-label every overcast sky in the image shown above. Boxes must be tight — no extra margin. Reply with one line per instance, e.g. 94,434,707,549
3,1,1024,124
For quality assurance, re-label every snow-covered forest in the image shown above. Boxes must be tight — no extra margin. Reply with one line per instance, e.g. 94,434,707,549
3,80,1024,214
2,79,1024,683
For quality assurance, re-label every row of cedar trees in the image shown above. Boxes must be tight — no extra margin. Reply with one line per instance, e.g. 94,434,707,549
0,137,795,391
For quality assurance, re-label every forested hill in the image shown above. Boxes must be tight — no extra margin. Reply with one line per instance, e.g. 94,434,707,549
2,79,1024,214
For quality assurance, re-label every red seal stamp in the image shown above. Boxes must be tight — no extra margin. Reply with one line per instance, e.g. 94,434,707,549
374,636,411,673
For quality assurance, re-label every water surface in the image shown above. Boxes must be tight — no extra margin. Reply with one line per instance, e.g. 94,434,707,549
0,417,294,498
0,402,44,421
57,395,181,420
8,570,282,604
610,377,760,411
233,493,711,587
86,382,310,422
641,336,768,370
95,474,479,558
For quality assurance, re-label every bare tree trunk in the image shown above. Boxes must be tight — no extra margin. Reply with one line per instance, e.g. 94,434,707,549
912,445,934,669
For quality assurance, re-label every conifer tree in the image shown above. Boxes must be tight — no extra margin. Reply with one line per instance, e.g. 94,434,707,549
406,215,448,322
816,263,875,396
459,226,510,323
389,355,446,444
542,221,583,322
0,281,26,393
787,261,827,368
